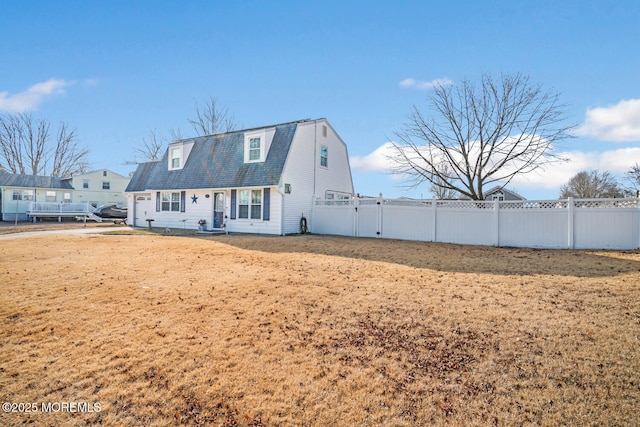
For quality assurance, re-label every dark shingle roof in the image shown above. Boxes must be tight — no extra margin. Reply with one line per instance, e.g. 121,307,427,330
126,121,299,192
0,172,74,189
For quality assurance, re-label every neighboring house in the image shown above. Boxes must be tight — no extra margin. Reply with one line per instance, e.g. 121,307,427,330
0,172,74,221
63,169,130,209
484,186,526,201
125,118,354,234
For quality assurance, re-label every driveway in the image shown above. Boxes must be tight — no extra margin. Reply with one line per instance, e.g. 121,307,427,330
0,226,129,240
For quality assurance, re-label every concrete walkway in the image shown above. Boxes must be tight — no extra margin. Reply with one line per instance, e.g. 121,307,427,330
0,226,130,240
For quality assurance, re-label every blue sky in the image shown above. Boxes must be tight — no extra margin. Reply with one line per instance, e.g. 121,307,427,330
1,0,639,199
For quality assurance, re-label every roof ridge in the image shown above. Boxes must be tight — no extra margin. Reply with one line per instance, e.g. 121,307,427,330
172,118,323,142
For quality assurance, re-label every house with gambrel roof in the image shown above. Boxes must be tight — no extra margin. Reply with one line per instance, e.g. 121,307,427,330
125,118,354,234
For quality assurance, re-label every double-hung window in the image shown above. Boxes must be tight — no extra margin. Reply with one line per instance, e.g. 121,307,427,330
171,147,181,169
320,145,328,167
46,191,56,202
161,192,181,212
238,189,262,219
249,138,261,161
102,181,111,190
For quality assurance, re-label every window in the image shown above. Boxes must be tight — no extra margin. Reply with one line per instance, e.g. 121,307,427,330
63,193,71,203
322,125,327,137
249,137,261,161
238,189,262,219
103,170,107,177
171,147,181,169
102,181,111,190
12,190,34,201
161,192,181,212
320,145,328,167
83,179,89,189
46,191,56,202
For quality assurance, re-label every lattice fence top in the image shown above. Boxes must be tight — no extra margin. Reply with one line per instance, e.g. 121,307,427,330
574,199,639,208
436,200,495,209
315,199,353,206
382,199,433,207
500,200,568,209
315,197,639,210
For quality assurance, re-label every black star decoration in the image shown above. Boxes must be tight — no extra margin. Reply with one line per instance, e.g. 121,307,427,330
191,194,198,204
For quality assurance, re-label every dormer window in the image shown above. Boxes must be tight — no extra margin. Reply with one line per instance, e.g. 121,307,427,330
244,128,275,163
167,141,194,171
171,147,181,169
249,137,261,161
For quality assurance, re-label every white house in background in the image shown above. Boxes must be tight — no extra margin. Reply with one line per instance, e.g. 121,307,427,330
483,186,526,201
63,169,130,209
0,172,74,221
125,118,354,234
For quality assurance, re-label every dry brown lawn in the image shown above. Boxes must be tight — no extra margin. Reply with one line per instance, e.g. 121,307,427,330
1,231,639,426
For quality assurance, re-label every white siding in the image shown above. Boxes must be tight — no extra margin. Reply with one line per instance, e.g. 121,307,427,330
280,120,354,234
68,169,130,208
226,188,282,235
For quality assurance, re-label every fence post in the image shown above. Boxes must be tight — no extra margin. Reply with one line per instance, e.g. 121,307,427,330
354,196,359,237
377,193,383,238
494,199,500,246
567,197,575,249
432,197,437,242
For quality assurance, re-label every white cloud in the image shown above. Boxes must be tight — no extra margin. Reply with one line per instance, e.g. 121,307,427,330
350,142,397,173
399,77,453,90
352,142,640,192
508,147,640,190
578,99,640,142
0,79,74,113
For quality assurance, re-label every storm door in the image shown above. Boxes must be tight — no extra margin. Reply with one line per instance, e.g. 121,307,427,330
213,192,225,229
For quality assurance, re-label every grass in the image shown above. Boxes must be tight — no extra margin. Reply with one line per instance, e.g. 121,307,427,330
1,233,639,426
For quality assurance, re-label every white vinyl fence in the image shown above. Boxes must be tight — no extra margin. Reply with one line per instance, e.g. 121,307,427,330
311,196,640,250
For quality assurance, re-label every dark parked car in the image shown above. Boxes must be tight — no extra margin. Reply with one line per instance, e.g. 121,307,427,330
93,203,128,222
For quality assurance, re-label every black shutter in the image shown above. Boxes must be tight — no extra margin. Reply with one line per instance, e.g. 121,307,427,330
180,191,186,212
230,190,236,219
263,188,270,221
156,192,160,212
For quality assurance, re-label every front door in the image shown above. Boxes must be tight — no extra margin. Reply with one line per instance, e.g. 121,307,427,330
213,192,224,228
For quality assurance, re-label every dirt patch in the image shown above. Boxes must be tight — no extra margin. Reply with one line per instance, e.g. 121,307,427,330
1,233,639,426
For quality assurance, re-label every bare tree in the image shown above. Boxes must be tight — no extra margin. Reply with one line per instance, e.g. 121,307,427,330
0,113,90,176
189,96,236,136
559,170,624,199
51,122,90,177
623,163,640,197
133,129,166,162
388,73,575,200
430,162,459,199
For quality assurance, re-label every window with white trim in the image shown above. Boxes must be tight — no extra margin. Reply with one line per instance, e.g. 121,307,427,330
238,189,262,219
12,189,34,201
171,147,181,169
46,191,56,202
102,181,111,190
161,192,181,212
63,193,71,203
249,137,261,161
83,179,89,189
320,145,328,168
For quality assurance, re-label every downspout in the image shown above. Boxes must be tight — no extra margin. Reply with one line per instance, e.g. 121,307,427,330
312,120,317,232
313,120,317,197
